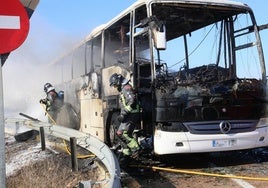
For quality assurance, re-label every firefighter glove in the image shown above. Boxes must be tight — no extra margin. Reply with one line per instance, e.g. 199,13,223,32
39,99,47,104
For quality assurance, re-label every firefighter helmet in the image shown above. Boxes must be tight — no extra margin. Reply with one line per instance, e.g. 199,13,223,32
109,73,122,87
44,83,55,93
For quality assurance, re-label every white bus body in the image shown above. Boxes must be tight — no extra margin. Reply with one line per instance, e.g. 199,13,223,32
47,0,268,155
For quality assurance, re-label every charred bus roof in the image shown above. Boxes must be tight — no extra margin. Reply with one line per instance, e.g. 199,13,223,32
86,0,251,41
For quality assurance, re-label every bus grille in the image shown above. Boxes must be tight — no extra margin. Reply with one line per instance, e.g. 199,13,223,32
184,120,258,134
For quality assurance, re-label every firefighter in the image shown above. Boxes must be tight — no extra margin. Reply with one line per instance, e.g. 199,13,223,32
109,73,140,158
40,83,63,120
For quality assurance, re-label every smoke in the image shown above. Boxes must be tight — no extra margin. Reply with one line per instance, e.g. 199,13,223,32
2,13,81,121
3,49,48,120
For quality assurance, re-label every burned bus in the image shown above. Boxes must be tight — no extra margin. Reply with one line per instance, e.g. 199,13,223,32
48,0,268,155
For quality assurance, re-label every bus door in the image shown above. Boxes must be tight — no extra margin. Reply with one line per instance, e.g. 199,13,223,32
133,5,155,134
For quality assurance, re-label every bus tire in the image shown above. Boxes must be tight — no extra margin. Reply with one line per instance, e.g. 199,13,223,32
107,112,120,146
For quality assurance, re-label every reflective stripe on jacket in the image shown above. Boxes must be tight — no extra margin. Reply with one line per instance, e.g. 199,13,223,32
120,84,139,114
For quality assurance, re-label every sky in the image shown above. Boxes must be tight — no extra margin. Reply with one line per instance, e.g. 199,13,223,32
2,0,268,119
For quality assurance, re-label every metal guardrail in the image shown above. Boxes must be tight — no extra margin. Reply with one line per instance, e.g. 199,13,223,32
5,118,121,188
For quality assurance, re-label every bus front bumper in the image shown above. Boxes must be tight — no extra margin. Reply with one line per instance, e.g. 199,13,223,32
153,126,268,155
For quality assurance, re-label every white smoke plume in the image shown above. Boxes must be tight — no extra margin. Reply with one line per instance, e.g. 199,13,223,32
2,14,80,121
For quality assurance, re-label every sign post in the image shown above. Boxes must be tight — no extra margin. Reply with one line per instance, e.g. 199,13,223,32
0,0,30,187
0,54,5,186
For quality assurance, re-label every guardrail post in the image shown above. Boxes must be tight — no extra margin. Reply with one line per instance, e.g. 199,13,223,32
70,137,78,172
39,127,45,151
15,121,19,134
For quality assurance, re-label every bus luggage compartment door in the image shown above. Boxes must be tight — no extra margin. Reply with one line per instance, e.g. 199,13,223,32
80,97,104,141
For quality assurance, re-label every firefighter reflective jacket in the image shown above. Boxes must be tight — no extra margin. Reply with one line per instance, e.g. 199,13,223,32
119,83,139,116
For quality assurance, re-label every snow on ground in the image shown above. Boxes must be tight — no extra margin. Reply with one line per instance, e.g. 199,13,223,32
5,134,52,177
4,125,58,178
4,118,72,179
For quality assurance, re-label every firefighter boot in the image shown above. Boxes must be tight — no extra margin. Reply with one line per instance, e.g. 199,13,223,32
122,131,140,158
127,139,140,158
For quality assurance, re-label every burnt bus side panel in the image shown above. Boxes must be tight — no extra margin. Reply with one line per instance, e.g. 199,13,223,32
55,72,107,141
78,72,105,141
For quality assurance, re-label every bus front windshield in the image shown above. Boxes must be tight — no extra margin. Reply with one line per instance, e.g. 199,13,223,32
151,3,264,82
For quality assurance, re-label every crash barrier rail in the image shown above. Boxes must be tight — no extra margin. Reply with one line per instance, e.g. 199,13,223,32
5,118,121,188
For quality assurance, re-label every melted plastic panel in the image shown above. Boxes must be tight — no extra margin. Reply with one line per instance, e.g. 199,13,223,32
155,65,265,122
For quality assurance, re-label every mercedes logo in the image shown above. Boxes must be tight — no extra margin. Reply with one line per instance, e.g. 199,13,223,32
219,121,232,134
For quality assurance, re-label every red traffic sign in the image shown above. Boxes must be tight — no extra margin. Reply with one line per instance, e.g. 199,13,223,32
0,0,30,54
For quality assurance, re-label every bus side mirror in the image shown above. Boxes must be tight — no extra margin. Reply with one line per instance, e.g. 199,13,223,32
152,24,166,50
141,16,167,50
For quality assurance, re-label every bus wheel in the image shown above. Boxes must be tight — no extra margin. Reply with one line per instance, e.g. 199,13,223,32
108,112,120,146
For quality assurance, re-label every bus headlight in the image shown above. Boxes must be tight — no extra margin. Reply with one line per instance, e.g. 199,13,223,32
256,118,268,128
